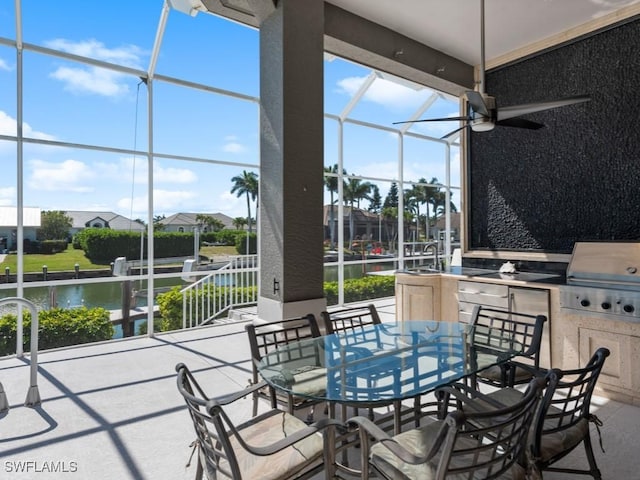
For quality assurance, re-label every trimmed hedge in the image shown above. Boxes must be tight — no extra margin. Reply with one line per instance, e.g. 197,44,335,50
235,233,257,255
324,275,395,306
78,229,195,264
0,306,114,356
40,239,69,254
151,274,395,333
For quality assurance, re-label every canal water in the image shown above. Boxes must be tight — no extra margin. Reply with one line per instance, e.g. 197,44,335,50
0,261,397,338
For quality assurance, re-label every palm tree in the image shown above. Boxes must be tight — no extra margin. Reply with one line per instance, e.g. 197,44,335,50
231,171,258,235
196,214,225,232
232,217,248,230
324,164,345,249
422,177,441,240
344,177,372,244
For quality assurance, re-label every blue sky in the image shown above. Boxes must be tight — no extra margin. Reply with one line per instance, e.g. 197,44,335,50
0,1,460,222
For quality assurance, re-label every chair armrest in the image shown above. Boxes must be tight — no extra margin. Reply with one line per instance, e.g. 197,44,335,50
435,382,507,414
218,410,344,457
505,360,548,377
213,380,270,406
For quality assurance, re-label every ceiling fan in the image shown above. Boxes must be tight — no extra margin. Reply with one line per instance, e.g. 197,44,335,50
394,0,590,139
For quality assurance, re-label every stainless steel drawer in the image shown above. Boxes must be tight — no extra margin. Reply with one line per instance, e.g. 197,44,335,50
458,281,509,308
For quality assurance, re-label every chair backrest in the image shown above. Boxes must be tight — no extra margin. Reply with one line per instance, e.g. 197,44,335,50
470,305,546,365
245,314,321,383
531,347,610,455
176,363,240,480
438,376,545,479
321,304,381,336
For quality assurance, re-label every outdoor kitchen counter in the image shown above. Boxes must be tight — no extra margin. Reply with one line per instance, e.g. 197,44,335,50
396,269,640,406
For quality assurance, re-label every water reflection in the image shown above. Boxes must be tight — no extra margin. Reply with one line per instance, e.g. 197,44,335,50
0,261,398,339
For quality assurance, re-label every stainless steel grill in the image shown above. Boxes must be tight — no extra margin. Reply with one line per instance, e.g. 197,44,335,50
560,241,640,322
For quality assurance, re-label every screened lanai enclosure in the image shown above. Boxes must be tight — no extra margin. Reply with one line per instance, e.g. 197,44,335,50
0,0,460,344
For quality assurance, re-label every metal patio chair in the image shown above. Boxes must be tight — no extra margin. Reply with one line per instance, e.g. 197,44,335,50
469,304,547,388
482,347,610,479
176,363,341,480
347,376,545,480
245,314,325,423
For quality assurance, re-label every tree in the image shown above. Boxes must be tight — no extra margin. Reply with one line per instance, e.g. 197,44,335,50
368,184,383,243
368,185,382,214
383,182,399,209
153,214,166,231
38,210,72,240
324,164,345,248
344,177,372,244
232,217,248,230
231,171,259,235
195,214,224,232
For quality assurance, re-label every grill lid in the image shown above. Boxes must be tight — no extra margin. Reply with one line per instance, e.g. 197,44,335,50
566,241,640,289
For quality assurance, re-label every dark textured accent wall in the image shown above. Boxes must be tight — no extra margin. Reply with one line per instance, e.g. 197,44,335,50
469,17,640,254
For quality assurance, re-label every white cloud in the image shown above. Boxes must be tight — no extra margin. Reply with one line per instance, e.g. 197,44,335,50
155,165,198,183
44,39,145,98
94,157,197,185
50,66,130,97
0,111,56,140
45,39,143,68
28,158,95,192
0,187,16,206
0,58,12,71
119,189,197,214
336,76,433,111
219,191,249,218
223,142,247,154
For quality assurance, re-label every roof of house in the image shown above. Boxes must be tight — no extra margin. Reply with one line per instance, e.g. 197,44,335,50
323,205,382,224
434,212,461,230
158,212,234,228
0,206,41,227
65,210,145,232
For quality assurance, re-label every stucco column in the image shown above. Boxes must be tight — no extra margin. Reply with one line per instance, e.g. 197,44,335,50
256,0,326,321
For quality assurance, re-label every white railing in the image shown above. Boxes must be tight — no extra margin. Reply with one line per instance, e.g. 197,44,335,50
181,255,258,328
0,297,41,413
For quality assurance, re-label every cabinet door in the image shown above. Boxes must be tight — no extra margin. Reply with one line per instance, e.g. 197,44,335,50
509,287,551,368
402,284,435,320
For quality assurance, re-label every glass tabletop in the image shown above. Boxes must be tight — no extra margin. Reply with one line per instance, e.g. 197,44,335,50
257,321,524,405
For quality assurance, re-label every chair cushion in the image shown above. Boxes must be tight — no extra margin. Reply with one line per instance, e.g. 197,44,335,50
484,388,590,464
479,364,532,384
536,410,589,463
220,410,324,480
271,367,327,407
370,418,527,480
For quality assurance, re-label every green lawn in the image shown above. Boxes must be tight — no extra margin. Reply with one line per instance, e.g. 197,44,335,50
0,245,240,274
0,246,103,273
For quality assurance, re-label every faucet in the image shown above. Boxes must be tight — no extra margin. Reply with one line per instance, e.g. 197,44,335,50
423,242,440,271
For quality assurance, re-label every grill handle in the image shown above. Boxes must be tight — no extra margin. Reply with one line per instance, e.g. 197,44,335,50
567,275,640,288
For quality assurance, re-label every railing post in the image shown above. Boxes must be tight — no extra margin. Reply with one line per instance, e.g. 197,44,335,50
0,297,41,411
121,280,133,337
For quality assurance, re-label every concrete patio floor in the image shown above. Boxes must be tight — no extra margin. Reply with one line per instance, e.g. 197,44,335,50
0,297,638,479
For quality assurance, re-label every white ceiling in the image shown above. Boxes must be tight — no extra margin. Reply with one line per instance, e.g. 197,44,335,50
327,0,640,66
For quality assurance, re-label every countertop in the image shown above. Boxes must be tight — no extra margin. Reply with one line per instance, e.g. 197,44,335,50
397,266,566,286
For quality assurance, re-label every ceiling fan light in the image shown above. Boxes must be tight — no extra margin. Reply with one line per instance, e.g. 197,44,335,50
470,119,495,132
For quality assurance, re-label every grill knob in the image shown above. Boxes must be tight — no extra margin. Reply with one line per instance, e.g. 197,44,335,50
580,299,591,307
601,302,611,310
623,304,635,313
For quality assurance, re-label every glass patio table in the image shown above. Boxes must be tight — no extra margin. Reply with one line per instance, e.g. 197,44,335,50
257,320,523,413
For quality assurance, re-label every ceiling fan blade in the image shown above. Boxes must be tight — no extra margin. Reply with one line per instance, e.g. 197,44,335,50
497,95,590,121
495,117,544,130
466,91,490,117
441,124,469,140
393,116,470,125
